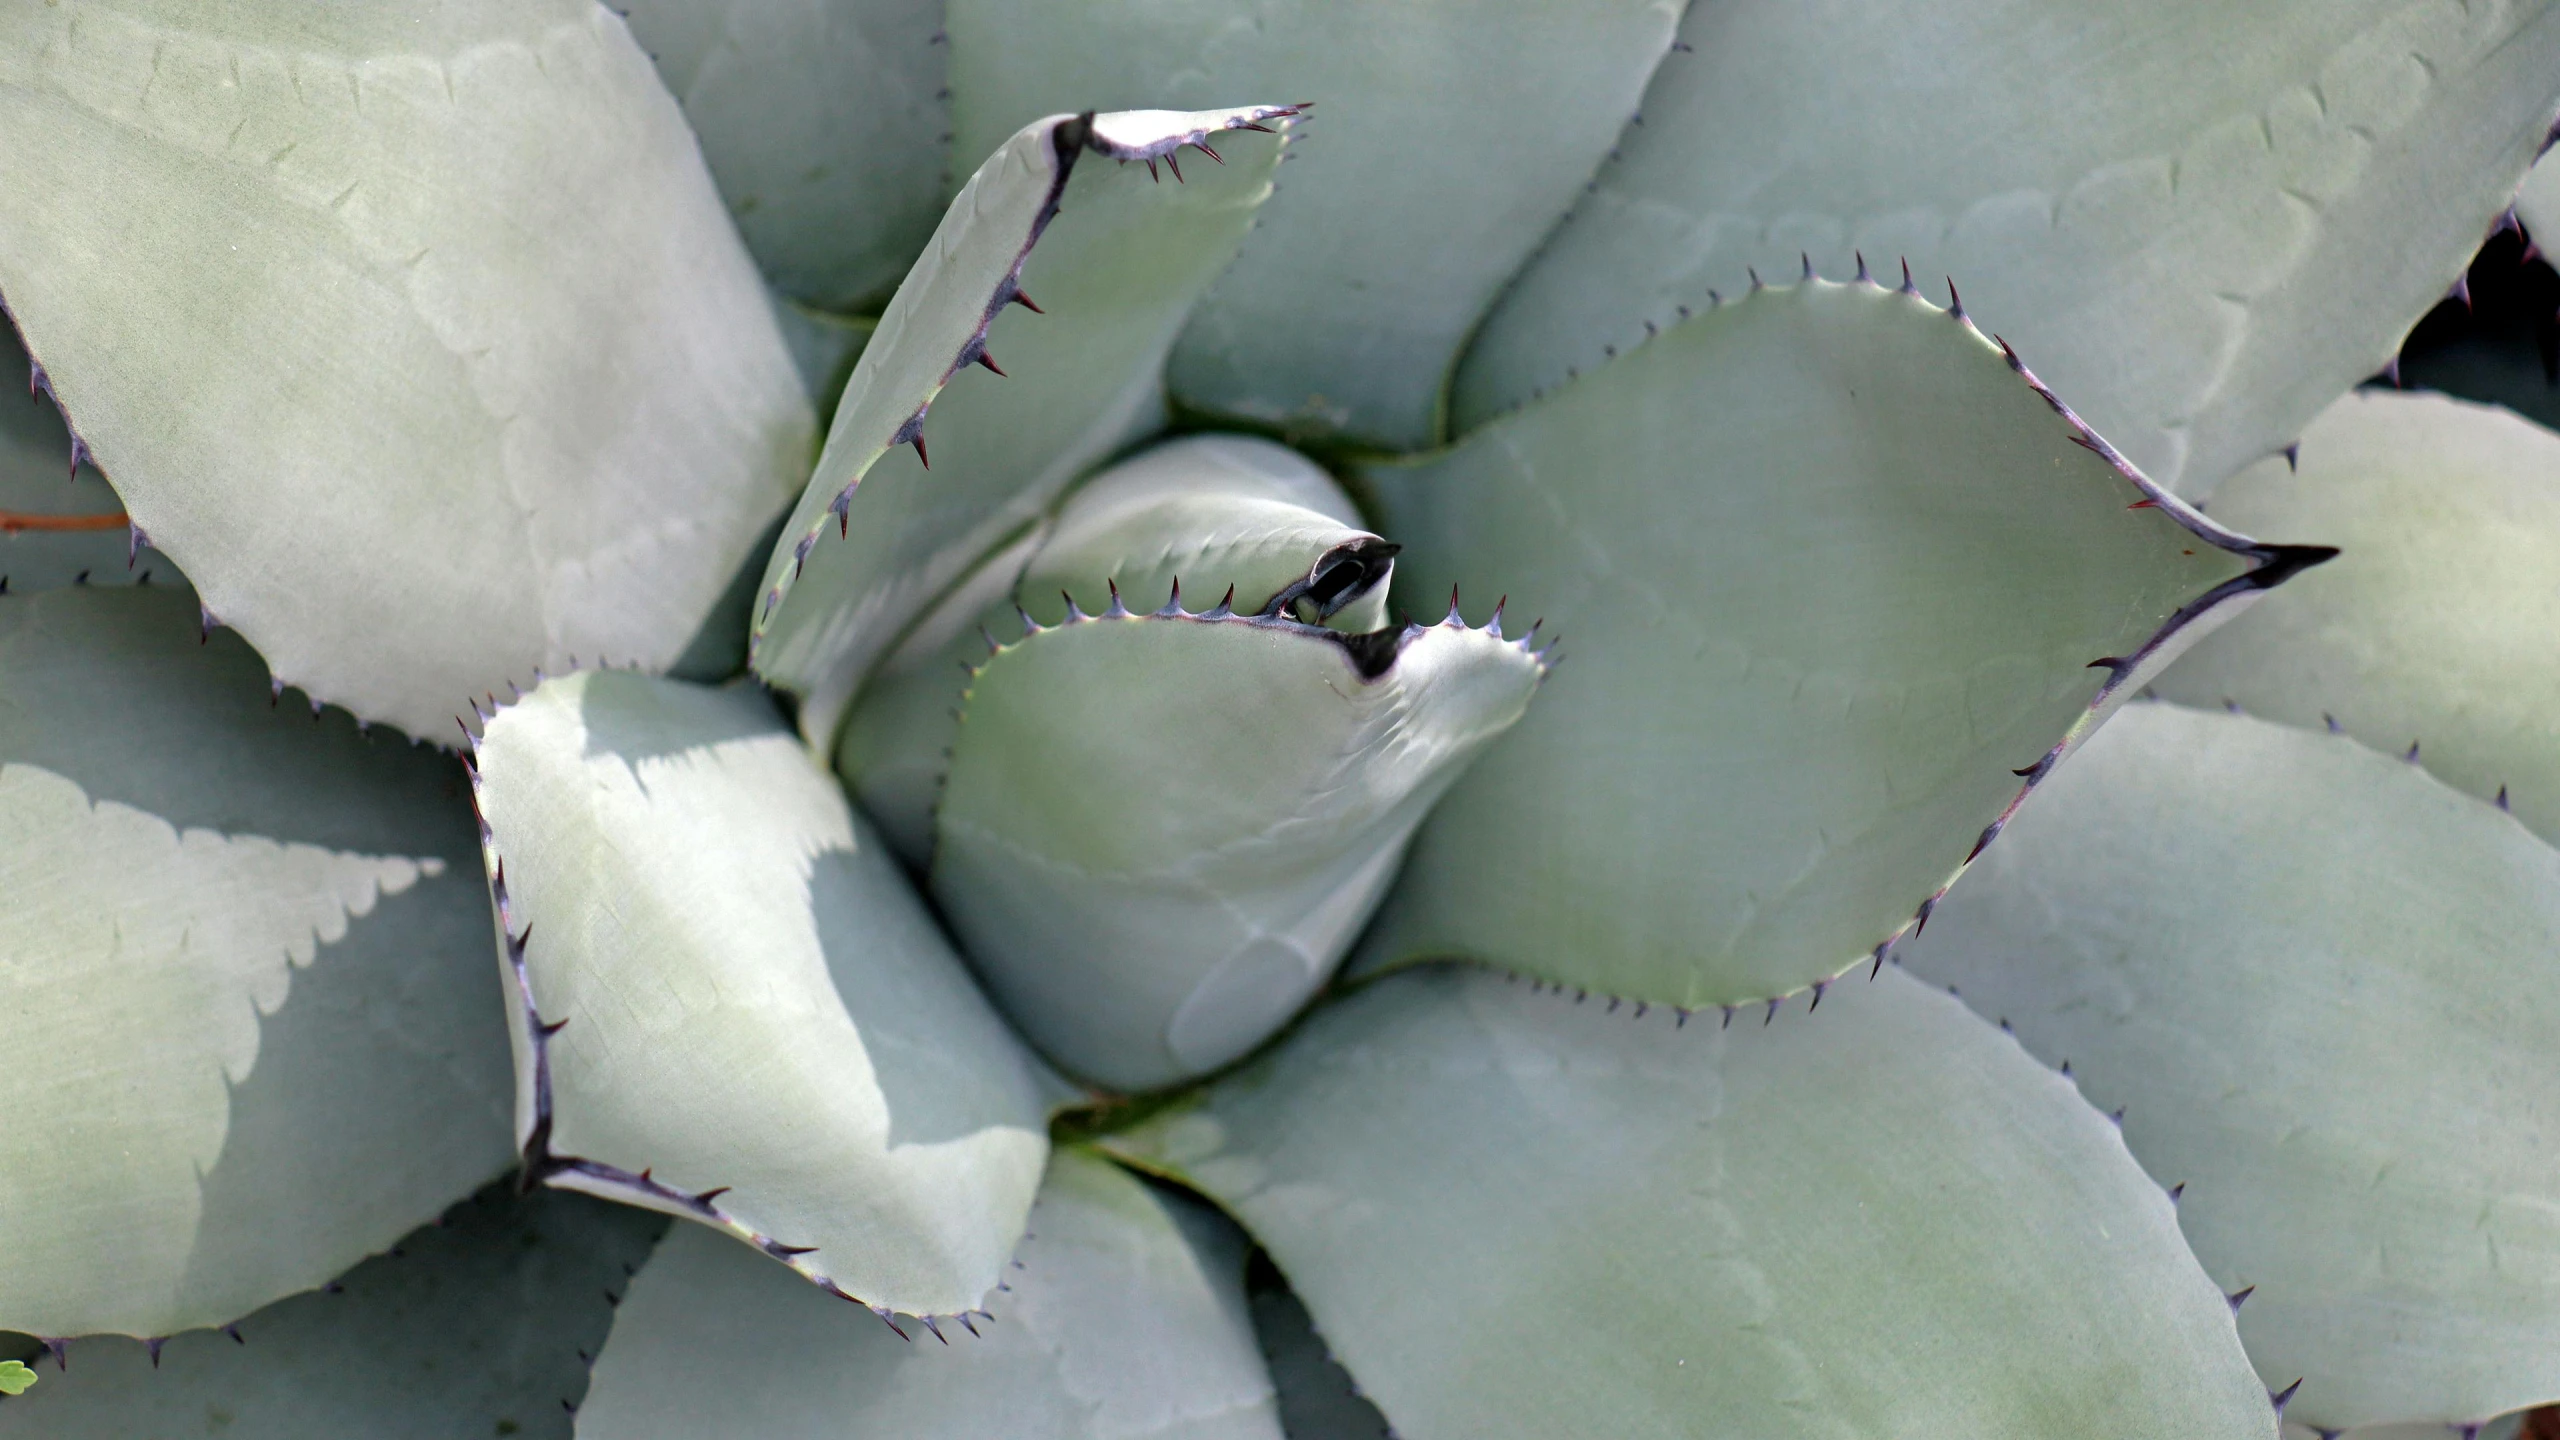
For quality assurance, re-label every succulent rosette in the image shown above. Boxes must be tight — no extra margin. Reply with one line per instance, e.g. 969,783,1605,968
5,4,2560,1438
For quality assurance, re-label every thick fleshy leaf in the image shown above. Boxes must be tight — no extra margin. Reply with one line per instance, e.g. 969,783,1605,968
2518,144,2560,248
1358,276,2319,1010
946,0,1682,449
1105,964,2275,1440
934,607,1543,1090
840,433,1391,864
1896,702,2560,1433
749,106,1295,745
622,0,947,311
1246,1261,1393,1440
0,1,813,739
1456,0,2560,495
0,1183,665,1440
574,1148,1283,1434
0,321,163,594
0,585,511,1341
469,669,1049,1322
2156,389,2560,844
772,299,878,425
1009,435,1391,633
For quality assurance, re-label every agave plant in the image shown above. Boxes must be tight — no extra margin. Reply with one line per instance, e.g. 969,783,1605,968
6,3,2560,1437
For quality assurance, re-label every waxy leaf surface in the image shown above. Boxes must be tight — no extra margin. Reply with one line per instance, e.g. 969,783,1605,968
1362,277,2303,1009
935,606,1540,1090
0,586,509,1340
750,106,1292,745
0,1,814,739
0,1186,665,1440
1459,0,2560,494
942,599,1536,1081
2516,144,2560,249
947,0,1684,447
575,1149,1284,1438
621,0,949,311
2157,389,2560,845
471,670,1048,1322
1107,964,2275,1440
841,433,1388,866
1898,702,2560,1433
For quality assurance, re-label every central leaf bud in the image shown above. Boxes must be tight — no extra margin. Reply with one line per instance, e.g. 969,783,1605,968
837,435,1543,1089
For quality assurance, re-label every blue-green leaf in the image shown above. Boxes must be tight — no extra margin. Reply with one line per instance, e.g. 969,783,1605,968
2156,389,2560,846
1897,701,2560,1433
1359,275,2312,1009
622,0,948,311
839,433,1389,866
1458,0,2560,495
933,606,1541,1090
0,1,813,738
947,0,1685,448
470,669,1050,1323
573,1149,1283,1436
750,106,1294,745
0,1185,663,1440
0,585,510,1340
1105,964,2275,1440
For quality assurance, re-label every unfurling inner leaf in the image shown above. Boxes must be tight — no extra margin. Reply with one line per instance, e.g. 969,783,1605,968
931,604,1545,1091
841,433,1394,865
750,103,1298,745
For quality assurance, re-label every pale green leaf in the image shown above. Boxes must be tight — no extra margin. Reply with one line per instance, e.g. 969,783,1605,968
749,106,1294,746
771,299,877,426
2155,389,2560,845
0,320,163,595
0,1184,665,1440
1011,434,1389,633
839,433,1390,865
1456,0,2560,495
934,609,1541,1090
574,1148,1283,1436
1104,964,2276,1440
1895,701,2560,1433
2516,143,2560,248
470,669,1049,1321
622,0,947,311
946,0,1683,449
0,1,813,739
0,585,512,1341
0,1362,31,1398
1358,276,2313,1009
1246,1264,1392,1440
2293,1421,2525,1440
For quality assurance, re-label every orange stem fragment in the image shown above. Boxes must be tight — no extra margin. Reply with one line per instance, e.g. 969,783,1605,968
0,509,126,534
